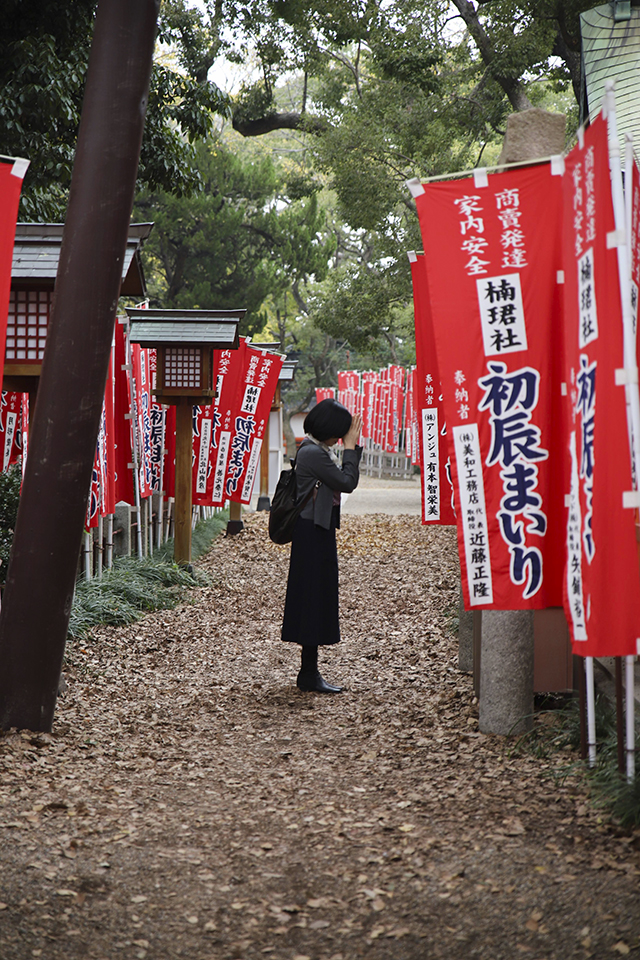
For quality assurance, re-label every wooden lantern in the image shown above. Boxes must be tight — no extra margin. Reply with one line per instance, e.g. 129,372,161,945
4,223,152,400
128,308,244,564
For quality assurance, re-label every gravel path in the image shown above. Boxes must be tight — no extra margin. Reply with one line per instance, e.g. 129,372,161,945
0,513,638,960
340,475,422,517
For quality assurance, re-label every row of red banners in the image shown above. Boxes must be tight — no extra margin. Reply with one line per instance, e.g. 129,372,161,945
0,331,283,526
411,107,640,657
0,157,285,531
316,365,411,456
316,365,455,525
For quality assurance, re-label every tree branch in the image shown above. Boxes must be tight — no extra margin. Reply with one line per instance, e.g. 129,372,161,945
552,30,581,105
450,0,533,112
291,280,309,316
232,111,329,137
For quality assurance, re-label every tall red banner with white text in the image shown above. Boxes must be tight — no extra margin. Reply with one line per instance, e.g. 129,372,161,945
415,162,566,608
0,392,23,470
222,346,283,504
410,252,456,524
561,113,640,656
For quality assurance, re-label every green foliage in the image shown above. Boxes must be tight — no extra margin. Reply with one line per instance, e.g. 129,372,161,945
155,510,229,562
591,763,640,830
135,136,334,336
2,0,230,220
68,556,204,640
68,509,228,640
0,465,21,585
309,258,416,362
513,693,640,830
210,0,602,356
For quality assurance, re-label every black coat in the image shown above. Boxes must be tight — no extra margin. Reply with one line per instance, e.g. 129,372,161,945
281,440,361,647
295,439,362,529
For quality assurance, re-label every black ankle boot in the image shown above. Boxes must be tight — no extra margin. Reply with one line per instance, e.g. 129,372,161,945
297,646,343,693
296,669,343,693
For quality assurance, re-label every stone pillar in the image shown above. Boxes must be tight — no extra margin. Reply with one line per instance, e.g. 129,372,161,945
113,501,131,558
458,580,474,673
497,107,566,167
479,107,565,735
479,611,534,735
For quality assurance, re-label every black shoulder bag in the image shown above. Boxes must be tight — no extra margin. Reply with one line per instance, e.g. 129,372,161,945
268,454,318,545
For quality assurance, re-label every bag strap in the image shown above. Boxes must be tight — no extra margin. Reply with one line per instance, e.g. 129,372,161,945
293,441,321,508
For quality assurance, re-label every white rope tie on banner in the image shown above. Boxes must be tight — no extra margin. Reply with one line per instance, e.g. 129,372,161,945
606,229,626,248
406,177,425,197
551,155,565,176
615,367,639,385
622,491,640,508
406,250,418,263
10,158,29,180
473,167,488,188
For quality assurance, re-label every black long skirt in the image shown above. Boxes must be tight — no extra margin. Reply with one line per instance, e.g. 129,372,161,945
281,508,340,647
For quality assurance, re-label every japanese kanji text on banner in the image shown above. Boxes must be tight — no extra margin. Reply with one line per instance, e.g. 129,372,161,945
414,162,566,609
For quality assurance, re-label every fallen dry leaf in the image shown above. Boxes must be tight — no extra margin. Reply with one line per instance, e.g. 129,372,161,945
0,514,638,960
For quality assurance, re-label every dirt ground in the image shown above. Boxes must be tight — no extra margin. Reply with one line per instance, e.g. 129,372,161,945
1,513,639,960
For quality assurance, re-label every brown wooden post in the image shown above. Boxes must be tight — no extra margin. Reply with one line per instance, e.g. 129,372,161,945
174,400,193,565
0,0,158,732
256,434,270,510
227,500,244,535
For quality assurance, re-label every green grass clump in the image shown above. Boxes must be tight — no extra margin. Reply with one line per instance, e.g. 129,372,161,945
68,556,205,639
69,509,228,639
591,765,640,829
513,692,640,829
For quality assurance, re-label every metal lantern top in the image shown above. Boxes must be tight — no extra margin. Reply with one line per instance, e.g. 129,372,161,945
127,307,243,348
127,307,244,403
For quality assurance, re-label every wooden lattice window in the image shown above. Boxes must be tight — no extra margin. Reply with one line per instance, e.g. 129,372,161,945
6,289,51,362
163,347,202,389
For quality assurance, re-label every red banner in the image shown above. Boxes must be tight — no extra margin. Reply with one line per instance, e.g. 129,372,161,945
113,319,134,504
361,372,376,440
561,113,640,656
410,253,456,525
148,350,166,497
20,394,28,481
210,340,248,505
192,401,218,505
315,387,336,403
415,162,566,608
87,351,116,527
0,158,28,388
222,345,283,504
131,344,154,499
0,392,23,470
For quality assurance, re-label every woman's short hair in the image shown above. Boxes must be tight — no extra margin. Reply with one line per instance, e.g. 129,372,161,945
304,399,352,442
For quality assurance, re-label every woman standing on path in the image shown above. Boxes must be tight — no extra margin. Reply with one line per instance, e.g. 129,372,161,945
281,399,363,693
